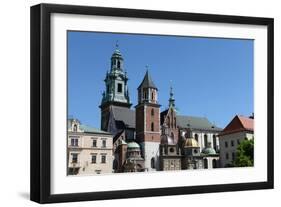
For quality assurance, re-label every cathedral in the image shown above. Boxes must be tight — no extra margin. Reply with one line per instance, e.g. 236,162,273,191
101,45,221,172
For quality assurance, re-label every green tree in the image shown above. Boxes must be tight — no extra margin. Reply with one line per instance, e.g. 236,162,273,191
233,139,254,167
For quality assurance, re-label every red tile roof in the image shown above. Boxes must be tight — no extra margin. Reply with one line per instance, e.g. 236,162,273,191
219,115,254,136
238,116,254,131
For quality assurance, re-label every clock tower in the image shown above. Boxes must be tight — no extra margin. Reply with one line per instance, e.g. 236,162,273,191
100,44,132,131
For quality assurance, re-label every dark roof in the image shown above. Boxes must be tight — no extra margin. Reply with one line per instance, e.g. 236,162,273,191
138,70,157,89
219,115,254,136
160,109,169,125
176,115,222,131
113,129,125,143
112,106,135,129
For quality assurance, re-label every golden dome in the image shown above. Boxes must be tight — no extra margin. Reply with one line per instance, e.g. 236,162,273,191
183,138,199,148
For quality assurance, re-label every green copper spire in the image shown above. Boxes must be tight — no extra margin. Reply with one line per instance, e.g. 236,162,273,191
169,81,175,108
101,44,131,106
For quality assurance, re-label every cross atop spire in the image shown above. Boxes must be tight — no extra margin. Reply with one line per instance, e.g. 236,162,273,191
145,65,149,71
170,80,174,97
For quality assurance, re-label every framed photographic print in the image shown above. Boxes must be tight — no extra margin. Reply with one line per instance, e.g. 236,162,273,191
30,3,274,203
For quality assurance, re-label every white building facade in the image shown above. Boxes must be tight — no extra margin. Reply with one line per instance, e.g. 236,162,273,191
219,115,254,167
67,118,114,175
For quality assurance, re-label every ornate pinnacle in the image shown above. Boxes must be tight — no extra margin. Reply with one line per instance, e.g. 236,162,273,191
169,80,175,107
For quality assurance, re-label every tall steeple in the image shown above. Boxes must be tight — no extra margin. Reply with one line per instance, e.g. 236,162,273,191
161,81,178,144
101,43,131,106
100,44,132,131
168,82,175,108
137,68,158,104
135,68,161,171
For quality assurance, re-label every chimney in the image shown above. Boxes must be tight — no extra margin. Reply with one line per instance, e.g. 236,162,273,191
249,113,254,119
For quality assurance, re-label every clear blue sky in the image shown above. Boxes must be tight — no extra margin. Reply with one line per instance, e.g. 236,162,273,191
68,31,253,129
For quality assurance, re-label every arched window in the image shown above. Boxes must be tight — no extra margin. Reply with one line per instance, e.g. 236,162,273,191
143,90,147,100
117,60,120,68
204,159,208,169
73,124,77,132
194,134,199,142
151,108,154,116
174,117,176,128
151,158,155,168
151,91,154,100
167,117,170,128
151,122,154,131
204,134,208,147
212,159,217,168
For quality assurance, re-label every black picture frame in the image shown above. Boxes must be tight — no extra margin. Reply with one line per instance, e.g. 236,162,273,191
30,3,274,204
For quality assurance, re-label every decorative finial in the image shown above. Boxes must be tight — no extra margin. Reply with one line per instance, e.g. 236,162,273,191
169,80,175,108
145,65,149,71
115,40,119,49
169,80,173,96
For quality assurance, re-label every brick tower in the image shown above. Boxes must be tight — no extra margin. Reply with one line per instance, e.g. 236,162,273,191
135,69,161,171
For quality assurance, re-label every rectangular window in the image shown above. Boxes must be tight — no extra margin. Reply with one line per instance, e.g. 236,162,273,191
117,83,122,93
232,152,236,160
102,140,106,148
231,140,234,147
70,138,78,146
92,139,97,147
71,153,78,163
237,139,240,145
95,170,101,174
91,154,97,163
151,122,154,131
225,141,228,148
101,155,106,163
226,153,229,160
